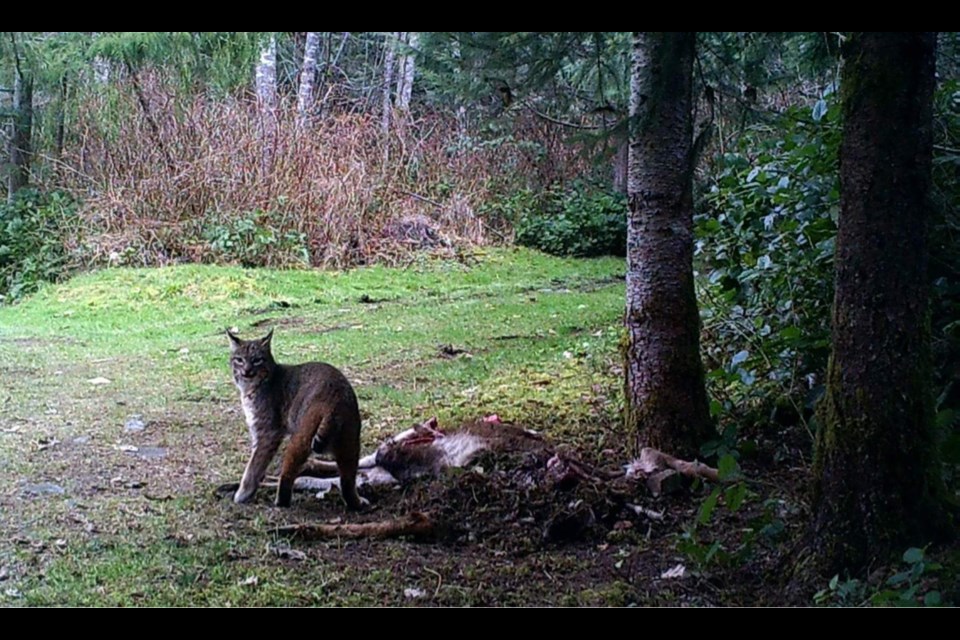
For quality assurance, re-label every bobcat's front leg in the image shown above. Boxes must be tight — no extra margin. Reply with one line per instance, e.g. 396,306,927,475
235,431,283,504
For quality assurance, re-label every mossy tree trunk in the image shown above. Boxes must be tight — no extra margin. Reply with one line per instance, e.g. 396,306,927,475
811,32,950,574
624,32,713,458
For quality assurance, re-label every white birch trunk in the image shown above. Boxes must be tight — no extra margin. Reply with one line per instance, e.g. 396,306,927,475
256,35,278,171
381,32,398,134
297,32,321,126
395,32,418,112
92,32,111,84
93,58,111,84
256,35,278,111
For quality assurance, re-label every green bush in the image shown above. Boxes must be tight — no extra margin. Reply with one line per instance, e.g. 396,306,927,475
202,210,310,268
0,190,74,302
477,187,539,240
515,181,626,258
931,79,960,478
695,97,841,432
696,82,960,483
814,547,946,607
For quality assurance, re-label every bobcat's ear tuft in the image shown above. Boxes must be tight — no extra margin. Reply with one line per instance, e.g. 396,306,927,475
227,329,242,350
260,329,274,350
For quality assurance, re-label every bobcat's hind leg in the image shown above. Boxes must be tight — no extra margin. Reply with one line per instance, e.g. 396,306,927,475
333,414,366,510
311,410,338,455
277,423,318,508
335,447,367,510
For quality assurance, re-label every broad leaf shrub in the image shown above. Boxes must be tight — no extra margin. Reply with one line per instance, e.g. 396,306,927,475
695,100,841,440
515,180,626,258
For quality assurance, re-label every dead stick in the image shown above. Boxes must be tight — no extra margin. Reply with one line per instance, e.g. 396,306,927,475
393,189,444,209
277,512,436,541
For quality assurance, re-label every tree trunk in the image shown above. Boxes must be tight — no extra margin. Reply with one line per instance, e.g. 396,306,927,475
624,32,713,458
6,69,33,203
810,32,950,574
612,135,629,195
256,35,278,110
316,32,349,117
125,60,174,171
396,32,418,112
256,35,278,172
55,74,67,160
91,32,111,84
381,32,398,134
297,32,321,126
93,55,110,84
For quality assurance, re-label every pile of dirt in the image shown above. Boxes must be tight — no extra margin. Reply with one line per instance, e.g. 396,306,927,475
359,447,686,553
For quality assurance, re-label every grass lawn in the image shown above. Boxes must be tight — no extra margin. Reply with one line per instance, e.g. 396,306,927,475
1,248,706,606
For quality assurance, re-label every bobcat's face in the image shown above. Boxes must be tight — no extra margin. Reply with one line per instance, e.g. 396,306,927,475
227,330,276,392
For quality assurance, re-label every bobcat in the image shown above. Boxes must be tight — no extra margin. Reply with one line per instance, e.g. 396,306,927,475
226,329,365,509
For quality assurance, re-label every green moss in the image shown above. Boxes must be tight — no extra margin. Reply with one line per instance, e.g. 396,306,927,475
576,580,634,607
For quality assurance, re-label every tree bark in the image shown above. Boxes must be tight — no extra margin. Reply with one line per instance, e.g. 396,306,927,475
125,60,174,171
395,32,418,112
6,69,33,203
93,56,110,84
256,35,278,111
612,135,628,195
624,32,713,458
810,32,950,574
91,32,111,84
256,35,278,172
381,32,398,134
55,74,67,160
316,32,349,117
297,32,321,126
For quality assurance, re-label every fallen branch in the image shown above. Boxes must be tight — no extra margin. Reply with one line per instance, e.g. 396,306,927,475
277,512,436,541
521,101,602,131
393,188,444,209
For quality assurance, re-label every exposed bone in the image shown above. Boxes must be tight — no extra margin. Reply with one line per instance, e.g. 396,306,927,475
625,447,720,484
294,466,398,497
